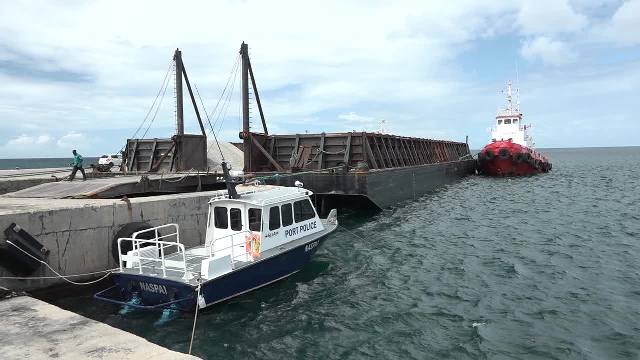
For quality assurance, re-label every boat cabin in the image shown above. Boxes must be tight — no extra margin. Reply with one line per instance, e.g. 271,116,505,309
117,185,326,283
197,185,325,279
490,81,534,148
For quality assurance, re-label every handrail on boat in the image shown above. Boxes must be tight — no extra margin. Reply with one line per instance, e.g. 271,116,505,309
207,229,254,268
132,223,180,244
117,237,188,280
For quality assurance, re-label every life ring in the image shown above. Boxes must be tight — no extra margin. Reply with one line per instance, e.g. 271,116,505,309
244,232,261,259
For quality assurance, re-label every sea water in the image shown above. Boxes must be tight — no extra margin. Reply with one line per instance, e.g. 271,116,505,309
42,147,640,359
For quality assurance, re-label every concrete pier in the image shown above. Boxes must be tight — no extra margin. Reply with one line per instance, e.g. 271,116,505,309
0,295,199,359
0,191,219,291
0,168,69,195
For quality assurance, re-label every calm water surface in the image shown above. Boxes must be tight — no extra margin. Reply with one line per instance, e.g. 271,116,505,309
48,147,640,359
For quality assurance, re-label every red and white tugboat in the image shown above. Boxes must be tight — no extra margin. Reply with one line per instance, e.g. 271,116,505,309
477,81,551,176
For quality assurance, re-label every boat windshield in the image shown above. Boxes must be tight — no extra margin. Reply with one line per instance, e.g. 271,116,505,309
504,119,511,124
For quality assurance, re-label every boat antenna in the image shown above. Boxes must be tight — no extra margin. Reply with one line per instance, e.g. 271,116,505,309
515,62,521,112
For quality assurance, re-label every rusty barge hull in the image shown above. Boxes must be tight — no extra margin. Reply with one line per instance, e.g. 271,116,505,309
261,160,475,212
241,131,476,213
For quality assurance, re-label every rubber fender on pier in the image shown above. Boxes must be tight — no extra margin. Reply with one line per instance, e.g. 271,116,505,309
1,223,50,275
111,222,157,264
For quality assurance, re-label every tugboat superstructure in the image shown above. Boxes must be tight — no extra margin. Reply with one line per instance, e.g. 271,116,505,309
477,81,551,176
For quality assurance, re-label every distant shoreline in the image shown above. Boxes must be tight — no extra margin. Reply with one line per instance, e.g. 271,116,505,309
0,157,100,170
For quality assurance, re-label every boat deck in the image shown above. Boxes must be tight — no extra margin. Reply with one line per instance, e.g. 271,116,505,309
120,219,337,286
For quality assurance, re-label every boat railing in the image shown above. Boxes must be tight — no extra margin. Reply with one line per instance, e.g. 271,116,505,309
132,223,180,244
208,229,256,267
118,224,188,279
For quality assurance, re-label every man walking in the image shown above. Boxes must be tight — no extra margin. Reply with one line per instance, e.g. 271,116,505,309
69,149,86,181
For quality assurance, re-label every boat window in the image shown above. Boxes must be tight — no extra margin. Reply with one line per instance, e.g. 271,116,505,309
513,119,518,124
498,120,502,125
248,208,262,232
269,206,280,231
230,208,242,231
504,119,511,124
281,203,293,227
214,207,228,229
294,199,316,223
112,154,119,158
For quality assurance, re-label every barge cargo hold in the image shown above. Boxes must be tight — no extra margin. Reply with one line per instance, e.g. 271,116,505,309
236,42,475,213
240,131,475,213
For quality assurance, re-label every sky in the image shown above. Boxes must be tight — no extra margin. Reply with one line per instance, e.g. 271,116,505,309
0,0,638,158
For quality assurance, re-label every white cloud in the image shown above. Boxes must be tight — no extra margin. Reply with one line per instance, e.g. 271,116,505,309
518,0,588,34
6,134,51,146
521,36,578,65
36,135,51,144
338,112,375,123
603,0,640,46
0,0,637,155
56,132,86,149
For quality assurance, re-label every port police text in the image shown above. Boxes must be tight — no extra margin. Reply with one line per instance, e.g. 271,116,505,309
285,220,317,238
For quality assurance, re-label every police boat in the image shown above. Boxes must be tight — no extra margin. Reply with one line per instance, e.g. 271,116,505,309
95,166,338,312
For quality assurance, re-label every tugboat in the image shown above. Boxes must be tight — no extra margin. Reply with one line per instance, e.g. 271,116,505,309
95,163,338,311
477,81,551,176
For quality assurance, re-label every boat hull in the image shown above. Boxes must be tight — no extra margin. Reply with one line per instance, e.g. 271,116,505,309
477,141,551,177
96,232,331,312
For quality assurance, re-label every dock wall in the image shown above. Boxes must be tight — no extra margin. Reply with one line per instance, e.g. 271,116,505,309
0,295,199,359
0,191,217,291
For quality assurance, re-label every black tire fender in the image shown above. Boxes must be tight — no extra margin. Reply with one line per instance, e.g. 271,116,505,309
111,222,156,264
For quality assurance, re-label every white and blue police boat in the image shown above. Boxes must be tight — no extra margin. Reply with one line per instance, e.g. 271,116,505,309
95,167,337,312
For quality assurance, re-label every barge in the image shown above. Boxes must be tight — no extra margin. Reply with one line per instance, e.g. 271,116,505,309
236,43,475,213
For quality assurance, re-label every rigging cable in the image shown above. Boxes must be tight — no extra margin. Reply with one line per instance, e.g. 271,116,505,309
194,84,225,162
214,61,240,135
141,64,172,139
207,55,240,131
119,60,173,153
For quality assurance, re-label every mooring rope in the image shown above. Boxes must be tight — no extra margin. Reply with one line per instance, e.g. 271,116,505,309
188,278,202,355
338,225,367,241
3,241,114,285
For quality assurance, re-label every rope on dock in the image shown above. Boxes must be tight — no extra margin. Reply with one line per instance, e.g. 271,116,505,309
188,278,202,355
3,241,114,285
